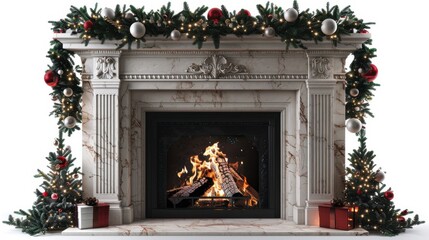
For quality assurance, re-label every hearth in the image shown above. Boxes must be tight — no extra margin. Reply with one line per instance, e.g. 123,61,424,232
146,112,280,218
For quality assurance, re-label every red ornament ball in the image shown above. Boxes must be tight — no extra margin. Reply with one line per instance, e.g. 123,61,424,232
57,156,68,169
357,188,362,195
359,29,369,34
44,70,59,87
51,193,59,200
83,20,93,30
362,64,378,82
238,9,251,16
384,190,394,201
397,216,406,222
58,208,63,213
401,209,409,216
208,8,223,24
42,191,48,197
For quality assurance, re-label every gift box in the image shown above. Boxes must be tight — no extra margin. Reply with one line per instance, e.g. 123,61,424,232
319,204,357,230
77,203,109,229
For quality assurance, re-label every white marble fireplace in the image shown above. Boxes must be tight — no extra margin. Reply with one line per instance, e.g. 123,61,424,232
58,34,369,228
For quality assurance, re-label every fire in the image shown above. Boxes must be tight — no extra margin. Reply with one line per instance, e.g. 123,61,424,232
177,166,188,178
173,142,259,208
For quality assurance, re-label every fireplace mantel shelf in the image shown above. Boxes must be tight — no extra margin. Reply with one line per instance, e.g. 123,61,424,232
55,32,369,51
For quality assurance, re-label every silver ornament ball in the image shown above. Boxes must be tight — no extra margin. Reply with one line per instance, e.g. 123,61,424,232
264,27,276,38
358,68,363,74
125,12,134,20
64,116,77,129
103,8,115,19
321,18,337,35
346,118,362,133
350,88,359,97
57,69,64,75
284,8,299,22
375,171,385,182
170,30,181,41
63,88,73,97
354,107,360,111
130,22,146,38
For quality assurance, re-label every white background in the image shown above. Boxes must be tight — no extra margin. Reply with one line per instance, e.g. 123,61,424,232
1,0,428,239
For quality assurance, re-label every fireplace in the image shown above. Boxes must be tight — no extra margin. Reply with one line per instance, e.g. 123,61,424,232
145,112,280,218
56,33,370,227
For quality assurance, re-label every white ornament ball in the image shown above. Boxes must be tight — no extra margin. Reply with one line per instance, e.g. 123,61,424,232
64,116,77,129
130,22,146,38
125,12,134,20
375,171,385,182
57,69,64,75
346,118,362,133
284,8,299,22
321,18,337,35
170,30,181,41
63,88,73,97
103,7,115,19
358,68,363,74
349,88,359,97
264,27,275,38
354,107,360,111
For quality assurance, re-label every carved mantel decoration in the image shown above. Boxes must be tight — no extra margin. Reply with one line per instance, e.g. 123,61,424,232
55,34,370,227
186,54,247,79
96,56,117,79
311,57,331,79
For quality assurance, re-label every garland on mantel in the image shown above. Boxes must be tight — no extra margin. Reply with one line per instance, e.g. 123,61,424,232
4,1,423,236
48,1,377,135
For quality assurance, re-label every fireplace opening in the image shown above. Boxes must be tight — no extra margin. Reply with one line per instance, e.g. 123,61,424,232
146,112,280,218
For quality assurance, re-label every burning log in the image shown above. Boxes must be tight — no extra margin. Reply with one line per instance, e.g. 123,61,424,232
229,167,259,205
214,155,243,198
168,177,214,208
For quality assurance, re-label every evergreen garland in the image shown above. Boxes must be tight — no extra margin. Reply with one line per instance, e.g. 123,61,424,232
3,0,424,236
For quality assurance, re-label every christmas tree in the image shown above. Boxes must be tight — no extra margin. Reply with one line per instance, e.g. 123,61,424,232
344,130,424,235
3,131,83,235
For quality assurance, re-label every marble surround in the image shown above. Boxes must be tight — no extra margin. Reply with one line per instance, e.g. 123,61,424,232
56,34,370,231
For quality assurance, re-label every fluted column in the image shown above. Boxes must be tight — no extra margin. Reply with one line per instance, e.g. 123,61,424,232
305,55,337,225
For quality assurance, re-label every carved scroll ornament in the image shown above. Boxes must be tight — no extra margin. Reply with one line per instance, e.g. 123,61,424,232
186,54,247,79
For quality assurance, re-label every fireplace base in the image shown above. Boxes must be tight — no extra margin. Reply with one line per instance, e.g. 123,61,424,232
62,219,368,236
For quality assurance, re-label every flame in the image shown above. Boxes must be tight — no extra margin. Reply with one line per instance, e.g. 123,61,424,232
175,142,258,206
242,176,249,193
177,166,188,178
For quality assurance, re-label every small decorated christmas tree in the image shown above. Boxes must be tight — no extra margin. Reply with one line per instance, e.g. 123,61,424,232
3,131,82,235
345,130,424,235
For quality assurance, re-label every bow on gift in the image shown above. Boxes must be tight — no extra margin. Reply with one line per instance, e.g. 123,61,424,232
84,197,99,206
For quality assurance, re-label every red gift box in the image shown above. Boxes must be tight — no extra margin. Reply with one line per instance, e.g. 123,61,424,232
319,204,357,230
77,203,109,229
